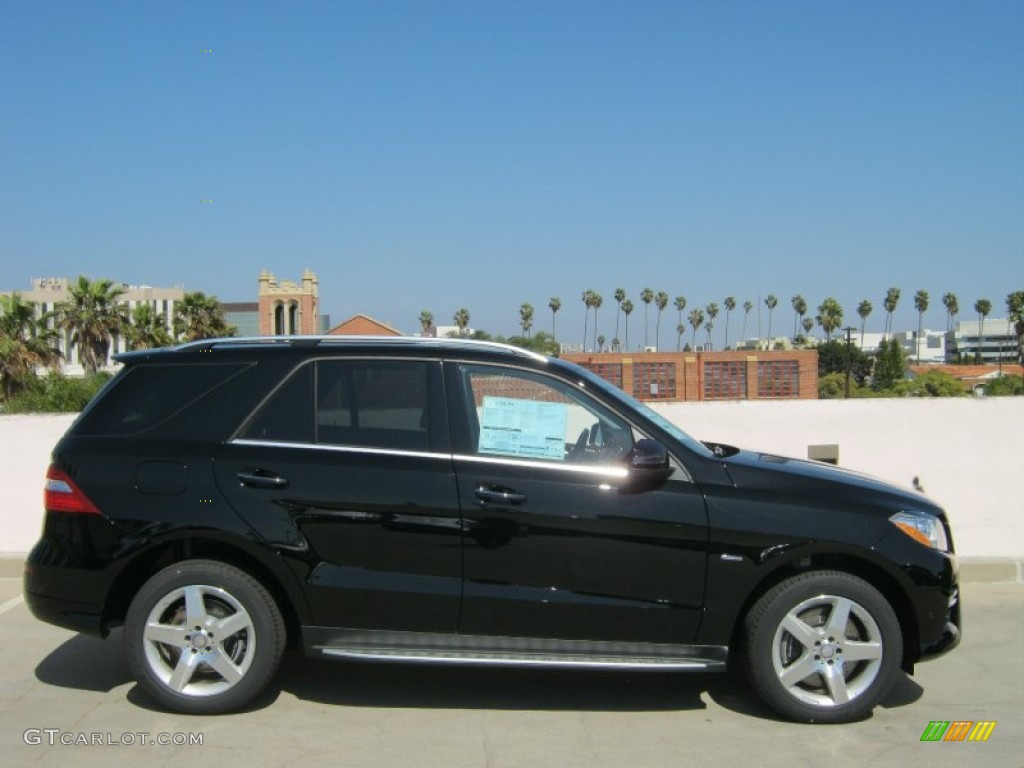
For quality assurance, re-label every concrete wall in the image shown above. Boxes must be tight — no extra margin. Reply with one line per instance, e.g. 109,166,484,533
2,399,1021,557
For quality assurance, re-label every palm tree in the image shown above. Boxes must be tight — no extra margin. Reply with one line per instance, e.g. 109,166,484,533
742,300,753,345
688,308,704,350
673,296,687,350
764,295,778,350
974,298,991,363
613,288,626,345
640,287,654,348
54,276,128,374
621,299,634,350
883,287,901,339
548,297,561,341
654,291,668,351
816,298,843,341
801,316,814,338
453,307,471,337
705,303,719,350
790,295,807,340
723,297,736,349
857,300,872,349
942,292,959,334
597,334,605,352
676,323,686,351
174,291,231,342
0,293,61,400
914,290,929,362
418,310,434,336
519,302,534,338
127,304,172,350
1007,291,1024,365
581,290,594,349
590,292,603,351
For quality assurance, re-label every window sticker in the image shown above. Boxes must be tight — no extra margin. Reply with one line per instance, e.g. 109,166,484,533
478,396,568,460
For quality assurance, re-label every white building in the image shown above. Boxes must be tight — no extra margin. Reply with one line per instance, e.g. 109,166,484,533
946,318,1019,364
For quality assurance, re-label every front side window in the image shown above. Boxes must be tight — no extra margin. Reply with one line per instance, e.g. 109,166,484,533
459,365,633,465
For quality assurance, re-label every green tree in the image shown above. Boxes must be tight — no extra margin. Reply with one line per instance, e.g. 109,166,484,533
673,296,687,350
801,316,814,339
764,295,778,349
621,299,634,350
453,307,471,336
127,304,172,350
816,339,873,386
974,298,992,363
883,287,901,339
942,292,959,334
590,292,603,351
816,297,843,341
984,374,1024,396
419,310,434,335
613,288,626,345
581,290,595,349
654,291,669,350
1006,291,1024,365
873,338,906,392
790,295,807,340
640,287,655,348
857,300,872,349
688,308,704,350
519,302,534,337
741,300,754,344
705,302,719,350
548,297,561,341
723,296,736,349
174,291,231,342
676,323,686,352
895,370,966,398
54,276,128,374
913,290,929,362
0,293,61,401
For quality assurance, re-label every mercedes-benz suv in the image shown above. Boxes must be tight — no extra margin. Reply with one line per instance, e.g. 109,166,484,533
24,336,960,722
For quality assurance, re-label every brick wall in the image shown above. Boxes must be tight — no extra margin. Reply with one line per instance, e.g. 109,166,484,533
563,350,818,401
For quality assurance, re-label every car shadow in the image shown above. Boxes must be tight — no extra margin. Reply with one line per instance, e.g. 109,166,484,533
34,634,923,718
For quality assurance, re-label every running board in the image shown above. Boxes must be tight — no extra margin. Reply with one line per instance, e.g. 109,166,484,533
304,628,728,672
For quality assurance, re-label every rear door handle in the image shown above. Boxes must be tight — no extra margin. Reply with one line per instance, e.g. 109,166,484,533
237,470,289,489
475,485,526,505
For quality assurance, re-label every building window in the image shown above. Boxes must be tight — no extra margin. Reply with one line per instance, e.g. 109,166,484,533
633,362,675,400
274,304,285,335
704,361,746,400
758,360,800,398
579,362,623,390
288,302,299,335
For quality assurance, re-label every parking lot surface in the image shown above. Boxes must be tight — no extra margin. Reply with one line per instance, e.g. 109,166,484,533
2,567,1021,767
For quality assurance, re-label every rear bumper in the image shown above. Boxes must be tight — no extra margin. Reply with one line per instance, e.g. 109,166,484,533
23,586,107,637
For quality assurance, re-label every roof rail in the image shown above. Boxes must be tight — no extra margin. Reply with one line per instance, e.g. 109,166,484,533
152,335,550,362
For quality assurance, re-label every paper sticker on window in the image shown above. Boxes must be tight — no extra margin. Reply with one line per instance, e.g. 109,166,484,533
478,396,568,460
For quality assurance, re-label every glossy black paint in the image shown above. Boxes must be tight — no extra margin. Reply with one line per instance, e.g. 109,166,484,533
24,337,960,677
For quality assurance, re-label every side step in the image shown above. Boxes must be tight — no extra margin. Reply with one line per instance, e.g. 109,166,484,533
305,628,728,672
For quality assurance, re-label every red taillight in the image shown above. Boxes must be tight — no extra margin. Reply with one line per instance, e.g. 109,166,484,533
44,465,100,515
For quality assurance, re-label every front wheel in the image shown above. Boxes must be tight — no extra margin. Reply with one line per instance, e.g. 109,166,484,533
743,571,902,723
124,560,286,714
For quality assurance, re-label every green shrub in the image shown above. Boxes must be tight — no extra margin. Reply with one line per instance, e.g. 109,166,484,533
893,370,967,398
3,372,113,413
984,374,1024,396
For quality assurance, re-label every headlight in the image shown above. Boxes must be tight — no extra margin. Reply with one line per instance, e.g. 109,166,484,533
890,511,949,551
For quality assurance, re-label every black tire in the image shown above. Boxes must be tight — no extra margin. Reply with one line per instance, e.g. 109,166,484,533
743,570,902,724
124,560,286,714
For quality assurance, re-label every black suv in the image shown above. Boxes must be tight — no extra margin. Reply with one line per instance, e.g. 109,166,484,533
24,337,960,722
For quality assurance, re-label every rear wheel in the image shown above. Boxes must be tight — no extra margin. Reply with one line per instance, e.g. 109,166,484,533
743,571,902,723
125,560,285,714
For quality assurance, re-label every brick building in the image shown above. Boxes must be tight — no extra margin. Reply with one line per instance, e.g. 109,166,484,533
257,269,319,335
562,349,818,402
326,314,402,336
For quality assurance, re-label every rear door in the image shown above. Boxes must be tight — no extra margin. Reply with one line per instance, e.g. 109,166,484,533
214,356,463,633
446,361,708,645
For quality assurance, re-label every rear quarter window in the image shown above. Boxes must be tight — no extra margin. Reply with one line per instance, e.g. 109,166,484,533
73,363,249,436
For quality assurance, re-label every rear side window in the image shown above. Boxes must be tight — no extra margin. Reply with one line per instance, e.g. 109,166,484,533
240,359,444,452
75,363,248,436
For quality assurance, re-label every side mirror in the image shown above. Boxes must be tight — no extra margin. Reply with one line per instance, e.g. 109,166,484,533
626,438,675,488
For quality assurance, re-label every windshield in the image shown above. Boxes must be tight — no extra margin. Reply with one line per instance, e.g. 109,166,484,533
552,359,715,459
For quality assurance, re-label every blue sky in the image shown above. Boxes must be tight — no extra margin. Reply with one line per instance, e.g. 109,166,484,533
2,0,1022,345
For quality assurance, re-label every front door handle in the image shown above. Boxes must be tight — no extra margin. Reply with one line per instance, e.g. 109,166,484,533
475,485,526,505
237,470,289,489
